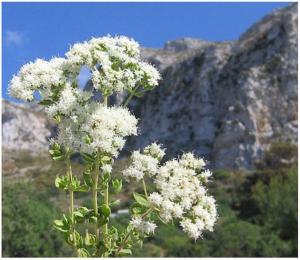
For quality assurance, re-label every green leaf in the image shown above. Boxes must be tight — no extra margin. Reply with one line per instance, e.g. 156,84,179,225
51,142,60,150
84,134,93,145
119,248,132,256
38,99,54,106
110,199,120,207
52,155,65,161
130,203,144,215
53,114,61,123
79,207,89,215
133,192,150,207
136,239,143,248
53,225,68,233
83,170,94,187
89,216,97,223
54,176,61,188
100,205,111,218
54,176,68,190
69,176,82,191
112,179,122,193
98,216,109,225
53,219,64,227
67,230,82,246
101,155,111,164
84,232,95,246
77,248,90,257
74,185,90,192
103,172,111,182
53,219,68,233
74,211,84,218
81,153,95,163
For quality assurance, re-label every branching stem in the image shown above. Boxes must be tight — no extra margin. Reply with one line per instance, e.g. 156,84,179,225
103,95,109,238
92,159,100,241
67,156,76,248
122,86,140,107
116,208,153,255
142,179,148,199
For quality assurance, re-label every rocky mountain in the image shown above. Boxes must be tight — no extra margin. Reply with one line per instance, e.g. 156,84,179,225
2,3,297,170
2,100,54,153
129,3,298,170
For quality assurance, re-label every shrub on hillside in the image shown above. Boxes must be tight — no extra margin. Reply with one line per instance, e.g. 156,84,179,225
2,182,72,257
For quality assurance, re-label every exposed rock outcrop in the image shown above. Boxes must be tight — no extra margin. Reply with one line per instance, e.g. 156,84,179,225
2,100,53,153
129,3,298,170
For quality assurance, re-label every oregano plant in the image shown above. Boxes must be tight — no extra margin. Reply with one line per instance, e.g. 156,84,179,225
9,35,217,257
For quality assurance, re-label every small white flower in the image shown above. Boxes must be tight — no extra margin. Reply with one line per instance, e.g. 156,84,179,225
180,218,201,240
180,152,206,171
122,149,159,181
200,169,212,182
123,166,144,181
143,143,165,161
149,192,163,206
130,216,157,235
101,164,112,173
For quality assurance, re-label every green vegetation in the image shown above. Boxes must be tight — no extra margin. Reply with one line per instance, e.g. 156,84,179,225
2,142,298,257
2,182,72,257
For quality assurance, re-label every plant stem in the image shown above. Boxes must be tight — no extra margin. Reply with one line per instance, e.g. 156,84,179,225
103,95,109,238
141,207,153,219
93,159,100,242
103,95,108,106
122,86,139,107
103,182,109,236
116,208,153,255
67,156,76,247
142,179,148,199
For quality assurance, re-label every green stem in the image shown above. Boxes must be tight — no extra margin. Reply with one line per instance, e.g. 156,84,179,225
116,208,153,255
103,182,109,236
67,156,76,247
93,159,100,242
141,207,153,219
122,86,139,107
103,95,108,106
142,179,148,199
102,95,109,238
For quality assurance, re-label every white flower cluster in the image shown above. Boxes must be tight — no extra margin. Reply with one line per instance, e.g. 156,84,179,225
80,103,138,156
52,102,138,157
9,36,155,158
143,142,166,161
66,35,160,95
44,83,93,118
9,58,67,101
149,153,217,240
123,143,165,181
54,118,82,152
123,146,216,240
9,35,160,115
130,216,157,235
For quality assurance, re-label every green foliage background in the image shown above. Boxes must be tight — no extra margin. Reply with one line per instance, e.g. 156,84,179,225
2,142,298,257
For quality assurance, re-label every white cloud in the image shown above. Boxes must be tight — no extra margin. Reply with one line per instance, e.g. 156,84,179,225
5,31,24,46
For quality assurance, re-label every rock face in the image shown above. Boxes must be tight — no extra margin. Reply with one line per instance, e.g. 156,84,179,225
2,4,297,170
129,3,298,170
2,100,53,153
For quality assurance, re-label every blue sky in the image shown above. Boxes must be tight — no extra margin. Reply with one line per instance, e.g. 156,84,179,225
3,2,291,101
